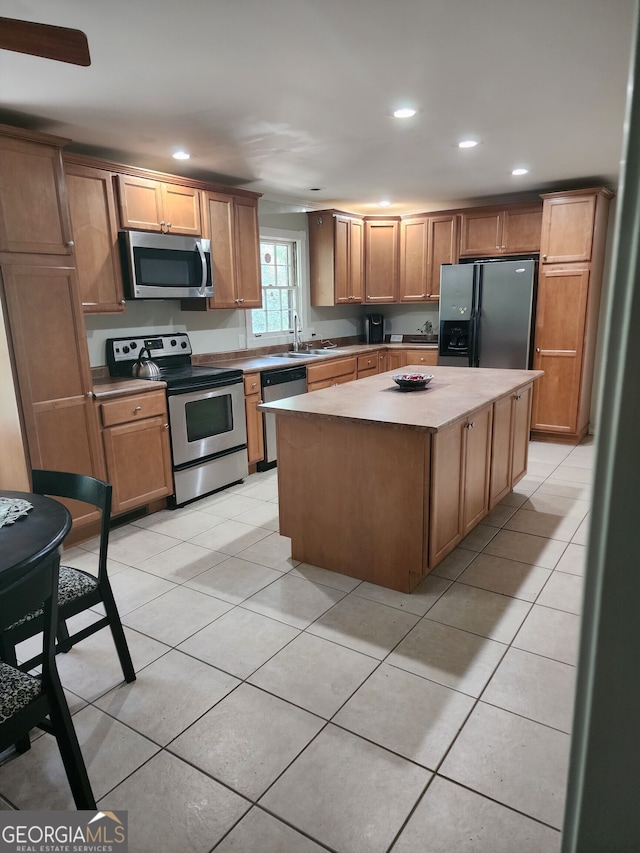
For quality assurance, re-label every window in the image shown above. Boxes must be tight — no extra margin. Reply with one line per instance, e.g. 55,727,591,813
248,228,305,346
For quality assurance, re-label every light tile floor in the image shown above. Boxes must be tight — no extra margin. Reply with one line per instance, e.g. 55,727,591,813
0,438,595,852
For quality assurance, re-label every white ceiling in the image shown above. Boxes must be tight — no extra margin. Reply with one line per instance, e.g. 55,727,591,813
0,0,636,214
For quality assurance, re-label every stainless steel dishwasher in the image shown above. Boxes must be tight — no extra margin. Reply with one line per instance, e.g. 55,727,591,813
258,365,308,469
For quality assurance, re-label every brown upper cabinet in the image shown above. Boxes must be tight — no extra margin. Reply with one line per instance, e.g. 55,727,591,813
64,160,126,314
458,204,542,257
364,217,400,304
308,210,364,306
0,125,75,256
399,213,458,302
115,173,202,235
539,189,610,263
182,191,261,310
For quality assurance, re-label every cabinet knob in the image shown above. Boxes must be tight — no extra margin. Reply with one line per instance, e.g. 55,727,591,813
542,254,547,260
134,405,142,413
501,245,506,250
251,381,257,389
514,393,522,400
535,347,541,353
85,391,94,399
166,222,172,229
366,295,372,300
163,423,169,429
160,221,165,226
465,421,475,429
66,240,75,248
120,299,126,305
496,245,500,250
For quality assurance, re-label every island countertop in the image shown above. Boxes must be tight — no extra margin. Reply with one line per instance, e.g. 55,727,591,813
259,365,543,433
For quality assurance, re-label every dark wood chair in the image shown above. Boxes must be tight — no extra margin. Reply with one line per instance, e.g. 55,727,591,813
0,551,96,809
0,470,135,684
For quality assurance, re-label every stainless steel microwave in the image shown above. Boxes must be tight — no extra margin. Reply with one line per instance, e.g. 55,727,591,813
119,230,213,299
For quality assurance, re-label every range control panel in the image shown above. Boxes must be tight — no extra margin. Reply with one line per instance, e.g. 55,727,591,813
106,332,192,364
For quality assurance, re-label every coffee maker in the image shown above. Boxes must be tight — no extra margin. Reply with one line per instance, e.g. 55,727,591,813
365,313,384,344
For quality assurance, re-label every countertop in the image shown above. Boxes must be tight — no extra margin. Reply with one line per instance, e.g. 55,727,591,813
259,365,543,432
92,376,167,400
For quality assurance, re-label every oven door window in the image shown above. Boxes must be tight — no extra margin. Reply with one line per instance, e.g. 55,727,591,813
168,383,247,468
185,395,233,442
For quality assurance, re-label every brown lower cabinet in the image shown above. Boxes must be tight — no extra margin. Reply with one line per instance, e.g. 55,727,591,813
100,390,173,515
401,348,438,368
490,384,533,506
244,373,265,465
306,356,357,391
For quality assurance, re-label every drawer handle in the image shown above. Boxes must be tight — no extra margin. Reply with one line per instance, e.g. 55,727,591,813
134,405,142,413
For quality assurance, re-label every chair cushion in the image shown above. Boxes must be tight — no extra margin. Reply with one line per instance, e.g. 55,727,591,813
7,567,99,630
0,661,42,722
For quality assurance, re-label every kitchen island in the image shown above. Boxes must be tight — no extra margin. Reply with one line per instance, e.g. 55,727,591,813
259,366,542,592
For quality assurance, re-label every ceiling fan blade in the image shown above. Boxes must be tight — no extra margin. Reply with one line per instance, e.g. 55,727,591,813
0,17,91,66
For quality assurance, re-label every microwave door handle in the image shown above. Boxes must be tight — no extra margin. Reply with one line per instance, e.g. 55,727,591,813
196,241,207,295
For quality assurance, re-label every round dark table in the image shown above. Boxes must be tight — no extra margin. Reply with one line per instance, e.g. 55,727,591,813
0,490,72,588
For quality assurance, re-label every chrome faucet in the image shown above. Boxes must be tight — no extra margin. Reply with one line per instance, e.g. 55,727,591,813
293,311,303,351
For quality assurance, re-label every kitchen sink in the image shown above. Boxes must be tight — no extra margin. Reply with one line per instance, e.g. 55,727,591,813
265,349,351,359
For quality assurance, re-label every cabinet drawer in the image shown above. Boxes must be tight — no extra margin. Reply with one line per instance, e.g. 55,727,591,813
357,352,379,373
306,356,357,385
101,390,167,427
243,372,261,395
402,348,438,367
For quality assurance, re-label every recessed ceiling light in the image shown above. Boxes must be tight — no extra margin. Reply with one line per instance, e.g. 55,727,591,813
378,200,391,207
458,140,479,148
393,107,416,119
512,167,529,176
173,150,190,160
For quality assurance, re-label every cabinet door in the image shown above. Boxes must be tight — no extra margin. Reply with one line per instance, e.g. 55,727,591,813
531,266,590,434
511,383,532,485
399,217,429,301
461,406,492,535
349,217,364,302
0,134,73,255
427,215,458,298
161,184,201,235
458,210,502,257
206,192,237,308
334,216,351,303
364,219,399,303
233,197,262,307
430,421,464,564
502,206,542,254
116,174,164,231
489,394,514,508
378,351,388,373
540,194,596,263
387,351,403,371
65,163,125,313
1,264,104,526
103,416,173,515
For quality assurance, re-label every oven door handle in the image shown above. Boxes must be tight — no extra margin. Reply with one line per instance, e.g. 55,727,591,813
196,241,207,295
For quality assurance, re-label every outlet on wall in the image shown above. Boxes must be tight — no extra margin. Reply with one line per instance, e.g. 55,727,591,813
308,326,315,338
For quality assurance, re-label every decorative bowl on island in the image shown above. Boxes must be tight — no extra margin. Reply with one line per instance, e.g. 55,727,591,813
392,373,434,391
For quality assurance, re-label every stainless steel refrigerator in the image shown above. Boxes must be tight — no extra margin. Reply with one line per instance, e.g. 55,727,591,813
438,259,536,368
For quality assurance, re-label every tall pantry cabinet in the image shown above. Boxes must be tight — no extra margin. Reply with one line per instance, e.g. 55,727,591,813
531,187,614,441
0,124,104,527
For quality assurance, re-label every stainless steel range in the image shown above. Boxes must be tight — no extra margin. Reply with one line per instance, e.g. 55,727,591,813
106,333,247,506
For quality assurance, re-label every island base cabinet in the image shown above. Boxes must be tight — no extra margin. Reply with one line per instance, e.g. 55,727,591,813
277,415,430,592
